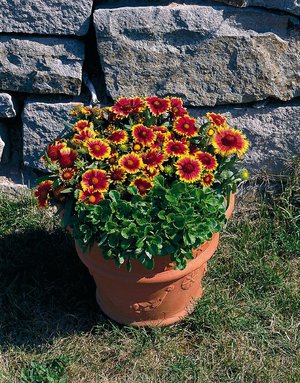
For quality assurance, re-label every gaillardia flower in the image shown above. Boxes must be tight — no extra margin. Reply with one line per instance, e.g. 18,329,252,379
108,166,127,184
58,147,77,168
73,120,93,132
46,140,67,162
145,97,170,116
207,113,226,127
212,128,249,157
60,168,77,182
107,151,119,166
201,173,215,187
112,97,145,117
119,152,143,174
132,125,155,146
131,177,153,197
151,130,171,149
174,116,198,137
164,140,188,157
132,142,144,152
78,188,104,205
142,149,166,170
143,167,159,178
34,180,53,208
81,169,109,192
194,152,218,171
73,128,96,142
81,107,93,116
108,130,128,145
168,97,187,118
175,156,202,183
85,138,111,160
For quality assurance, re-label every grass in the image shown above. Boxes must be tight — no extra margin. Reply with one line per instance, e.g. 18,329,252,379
0,162,299,383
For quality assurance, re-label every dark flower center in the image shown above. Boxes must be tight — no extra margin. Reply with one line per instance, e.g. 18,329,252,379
182,163,195,173
221,134,236,146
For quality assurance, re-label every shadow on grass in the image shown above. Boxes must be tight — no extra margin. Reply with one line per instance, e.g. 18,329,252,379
0,227,108,349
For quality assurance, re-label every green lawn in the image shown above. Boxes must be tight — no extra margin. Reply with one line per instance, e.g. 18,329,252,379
0,164,299,383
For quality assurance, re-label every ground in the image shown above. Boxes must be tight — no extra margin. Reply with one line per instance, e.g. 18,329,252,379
0,164,299,383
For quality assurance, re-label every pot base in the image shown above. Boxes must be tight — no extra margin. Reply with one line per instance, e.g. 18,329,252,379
96,287,202,327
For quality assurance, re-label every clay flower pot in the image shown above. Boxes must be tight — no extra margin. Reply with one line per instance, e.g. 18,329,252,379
75,194,235,327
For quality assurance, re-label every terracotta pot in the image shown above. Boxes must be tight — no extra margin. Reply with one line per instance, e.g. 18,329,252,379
75,194,235,326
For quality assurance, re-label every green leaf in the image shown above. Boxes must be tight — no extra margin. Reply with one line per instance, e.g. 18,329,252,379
127,185,138,195
170,182,186,196
109,190,120,202
121,229,129,239
158,210,166,220
165,194,177,203
59,188,73,194
174,215,185,229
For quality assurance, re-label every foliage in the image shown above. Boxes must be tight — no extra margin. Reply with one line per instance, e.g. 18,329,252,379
20,357,68,383
33,96,249,270
74,176,227,270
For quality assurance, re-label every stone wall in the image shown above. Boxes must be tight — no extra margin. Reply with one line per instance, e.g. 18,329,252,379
0,0,299,189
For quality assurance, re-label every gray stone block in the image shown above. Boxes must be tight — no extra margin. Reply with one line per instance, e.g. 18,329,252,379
0,36,84,95
211,0,300,16
189,101,300,172
94,4,300,106
22,98,83,169
0,0,93,36
0,93,17,118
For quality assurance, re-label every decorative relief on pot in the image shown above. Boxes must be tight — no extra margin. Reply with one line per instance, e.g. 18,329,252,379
131,285,174,314
181,270,199,290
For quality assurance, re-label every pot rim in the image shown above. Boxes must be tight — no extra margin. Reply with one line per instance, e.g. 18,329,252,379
76,232,220,284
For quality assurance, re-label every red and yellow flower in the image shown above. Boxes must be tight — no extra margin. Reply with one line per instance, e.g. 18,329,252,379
145,97,170,116
132,124,155,146
85,138,111,160
119,152,143,174
212,128,249,157
168,97,187,118
73,128,96,142
107,151,119,166
34,180,53,208
201,172,215,187
112,97,145,117
46,140,67,162
175,156,202,183
58,147,77,168
81,106,93,116
108,166,127,184
142,149,166,170
143,167,159,179
60,168,77,182
108,129,128,145
151,129,172,149
174,116,198,137
132,142,144,153
207,113,226,127
73,120,93,132
194,152,218,171
164,140,189,157
131,177,153,197
78,188,104,204
81,169,109,192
